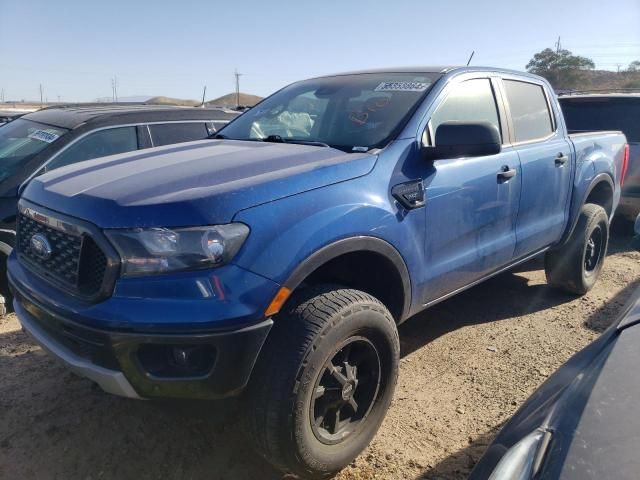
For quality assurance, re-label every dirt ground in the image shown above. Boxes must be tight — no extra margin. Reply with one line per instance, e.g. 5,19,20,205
1,222,639,480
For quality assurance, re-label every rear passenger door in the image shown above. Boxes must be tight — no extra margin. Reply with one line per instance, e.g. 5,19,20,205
501,78,572,257
420,76,522,303
148,122,211,147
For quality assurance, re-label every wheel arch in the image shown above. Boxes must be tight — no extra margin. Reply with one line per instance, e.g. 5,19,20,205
559,173,614,247
281,236,412,323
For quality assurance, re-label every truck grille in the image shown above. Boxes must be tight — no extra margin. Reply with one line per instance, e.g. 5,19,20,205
16,212,109,297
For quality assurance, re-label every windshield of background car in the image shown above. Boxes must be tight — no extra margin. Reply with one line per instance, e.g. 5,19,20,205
0,118,68,181
560,97,640,143
219,72,441,152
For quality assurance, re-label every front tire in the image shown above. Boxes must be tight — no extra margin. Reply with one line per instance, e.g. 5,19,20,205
545,203,609,295
245,286,399,479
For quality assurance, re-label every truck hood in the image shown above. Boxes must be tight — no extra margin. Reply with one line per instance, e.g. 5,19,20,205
22,139,376,228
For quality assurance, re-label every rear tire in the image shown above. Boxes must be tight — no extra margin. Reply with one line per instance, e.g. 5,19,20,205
245,285,399,479
545,203,609,295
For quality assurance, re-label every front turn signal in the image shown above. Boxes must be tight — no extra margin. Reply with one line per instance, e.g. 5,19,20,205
265,287,292,317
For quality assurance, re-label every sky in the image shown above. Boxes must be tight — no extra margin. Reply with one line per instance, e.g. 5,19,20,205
1,0,639,103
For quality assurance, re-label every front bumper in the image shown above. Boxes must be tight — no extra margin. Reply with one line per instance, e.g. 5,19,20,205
12,284,273,400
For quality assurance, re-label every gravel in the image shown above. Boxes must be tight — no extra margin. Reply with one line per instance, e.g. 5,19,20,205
1,225,638,480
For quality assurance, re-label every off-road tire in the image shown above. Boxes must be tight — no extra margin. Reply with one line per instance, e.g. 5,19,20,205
545,203,609,295
245,285,400,479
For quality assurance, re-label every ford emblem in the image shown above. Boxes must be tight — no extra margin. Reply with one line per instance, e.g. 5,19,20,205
30,234,53,260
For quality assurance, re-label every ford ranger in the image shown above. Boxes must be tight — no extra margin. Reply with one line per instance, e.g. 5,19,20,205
7,67,628,478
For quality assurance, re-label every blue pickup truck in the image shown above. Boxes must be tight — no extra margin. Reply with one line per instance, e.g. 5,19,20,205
8,67,628,478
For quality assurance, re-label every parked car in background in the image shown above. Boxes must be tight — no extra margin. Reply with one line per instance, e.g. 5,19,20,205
0,105,238,260
0,110,27,126
632,214,640,250
8,67,627,478
559,91,638,218
470,277,640,480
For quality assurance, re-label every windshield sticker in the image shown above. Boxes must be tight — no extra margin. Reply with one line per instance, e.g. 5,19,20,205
28,129,60,144
374,81,430,92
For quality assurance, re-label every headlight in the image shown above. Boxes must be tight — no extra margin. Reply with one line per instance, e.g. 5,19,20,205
488,429,552,480
105,224,249,277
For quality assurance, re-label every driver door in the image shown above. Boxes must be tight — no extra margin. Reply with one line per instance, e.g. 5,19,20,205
420,77,522,304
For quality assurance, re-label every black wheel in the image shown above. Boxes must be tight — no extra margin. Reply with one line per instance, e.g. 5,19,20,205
545,203,609,295
245,285,399,479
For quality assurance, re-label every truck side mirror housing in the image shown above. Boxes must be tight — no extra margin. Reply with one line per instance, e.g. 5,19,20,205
423,121,501,160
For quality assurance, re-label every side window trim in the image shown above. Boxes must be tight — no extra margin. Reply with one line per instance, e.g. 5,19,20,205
499,77,558,146
424,76,504,147
137,124,152,149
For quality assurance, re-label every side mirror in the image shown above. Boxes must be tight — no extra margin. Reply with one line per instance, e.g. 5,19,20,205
423,121,501,160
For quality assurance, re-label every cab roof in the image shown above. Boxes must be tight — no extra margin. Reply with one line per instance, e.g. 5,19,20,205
21,104,239,130
309,66,546,82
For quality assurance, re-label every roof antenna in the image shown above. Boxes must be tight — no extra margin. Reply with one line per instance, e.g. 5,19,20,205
466,51,475,66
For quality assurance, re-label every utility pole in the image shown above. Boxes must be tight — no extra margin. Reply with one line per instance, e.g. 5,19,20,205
555,36,561,54
39,84,44,107
616,63,622,73
111,76,119,102
201,85,207,107
57,95,61,103
234,69,243,108
466,51,475,66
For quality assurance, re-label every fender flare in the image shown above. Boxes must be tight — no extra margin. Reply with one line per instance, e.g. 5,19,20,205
281,236,412,321
559,173,614,246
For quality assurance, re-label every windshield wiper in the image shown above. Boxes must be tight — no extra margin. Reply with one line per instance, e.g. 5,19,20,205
263,135,330,148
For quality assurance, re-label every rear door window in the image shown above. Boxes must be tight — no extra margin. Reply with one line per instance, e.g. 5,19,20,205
430,78,502,144
46,126,138,171
503,80,554,142
148,122,209,147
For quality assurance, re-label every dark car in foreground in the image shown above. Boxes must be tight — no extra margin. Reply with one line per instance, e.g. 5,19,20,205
470,266,640,479
0,104,238,259
559,92,639,219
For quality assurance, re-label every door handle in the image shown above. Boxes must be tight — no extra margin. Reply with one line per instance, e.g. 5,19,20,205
497,165,517,182
555,153,569,166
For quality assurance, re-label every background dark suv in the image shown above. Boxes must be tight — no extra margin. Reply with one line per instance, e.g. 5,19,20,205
0,104,239,260
559,91,640,219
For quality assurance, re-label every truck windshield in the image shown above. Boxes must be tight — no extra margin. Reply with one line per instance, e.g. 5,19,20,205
219,72,441,152
560,98,640,143
0,118,68,181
